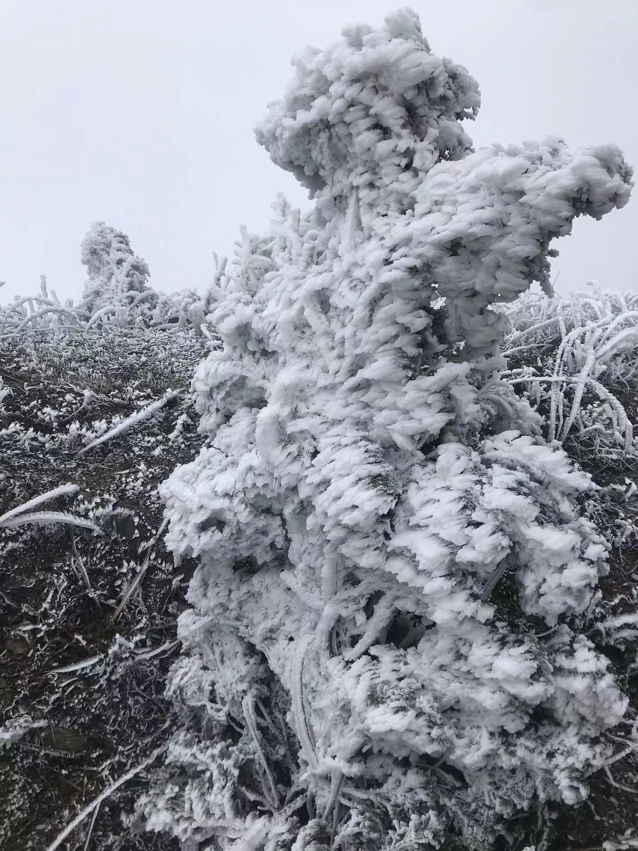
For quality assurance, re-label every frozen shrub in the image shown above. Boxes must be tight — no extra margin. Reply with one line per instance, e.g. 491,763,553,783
139,9,633,849
81,221,155,322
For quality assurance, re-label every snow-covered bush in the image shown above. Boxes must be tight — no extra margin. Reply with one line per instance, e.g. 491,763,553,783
504,286,638,464
136,9,635,850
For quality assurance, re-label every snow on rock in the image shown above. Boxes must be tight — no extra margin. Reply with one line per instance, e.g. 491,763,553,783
140,9,633,849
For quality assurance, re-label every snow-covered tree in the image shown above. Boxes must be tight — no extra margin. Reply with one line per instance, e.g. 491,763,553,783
139,10,633,849
80,221,156,323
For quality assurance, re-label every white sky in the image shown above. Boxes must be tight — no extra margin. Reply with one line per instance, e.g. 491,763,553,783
0,0,636,302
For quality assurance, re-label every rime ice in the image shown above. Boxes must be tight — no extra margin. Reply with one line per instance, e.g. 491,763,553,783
140,10,633,849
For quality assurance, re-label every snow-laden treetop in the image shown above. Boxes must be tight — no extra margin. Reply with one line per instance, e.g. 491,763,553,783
257,9,631,360
257,8,479,202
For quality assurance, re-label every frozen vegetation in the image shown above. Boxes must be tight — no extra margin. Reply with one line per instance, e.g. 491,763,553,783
1,8,638,851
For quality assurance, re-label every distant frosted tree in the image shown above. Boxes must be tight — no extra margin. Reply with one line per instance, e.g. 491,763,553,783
80,221,155,323
139,10,633,849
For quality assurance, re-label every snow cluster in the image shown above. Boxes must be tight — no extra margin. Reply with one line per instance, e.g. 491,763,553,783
139,10,633,849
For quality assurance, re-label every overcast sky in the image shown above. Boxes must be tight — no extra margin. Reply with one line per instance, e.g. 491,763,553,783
0,0,636,302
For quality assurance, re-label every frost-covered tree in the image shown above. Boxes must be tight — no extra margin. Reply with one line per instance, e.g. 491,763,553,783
80,221,156,323
74,220,207,331
139,10,633,849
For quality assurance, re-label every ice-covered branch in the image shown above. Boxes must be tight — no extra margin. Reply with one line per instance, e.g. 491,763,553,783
76,391,179,456
0,483,79,525
45,746,165,851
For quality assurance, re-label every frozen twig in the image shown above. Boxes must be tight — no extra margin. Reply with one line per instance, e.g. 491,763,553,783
82,801,100,851
0,483,79,526
242,692,280,809
0,717,48,749
112,518,168,622
76,391,179,456
70,534,100,604
1,511,101,533
44,745,165,851
49,656,103,675
15,306,86,334
291,638,317,770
